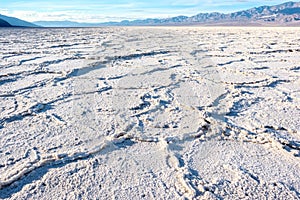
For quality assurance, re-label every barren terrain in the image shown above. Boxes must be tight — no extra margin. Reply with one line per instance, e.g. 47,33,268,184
0,27,300,199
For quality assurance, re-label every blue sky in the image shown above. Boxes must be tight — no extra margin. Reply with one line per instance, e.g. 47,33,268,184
0,0,291,22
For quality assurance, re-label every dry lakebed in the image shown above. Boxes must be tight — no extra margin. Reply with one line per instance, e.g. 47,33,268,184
0,27,300,199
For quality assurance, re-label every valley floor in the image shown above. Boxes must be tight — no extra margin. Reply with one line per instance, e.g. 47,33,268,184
0,27,300,199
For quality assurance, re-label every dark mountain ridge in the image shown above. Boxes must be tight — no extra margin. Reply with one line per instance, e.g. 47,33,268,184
0,18,12,27
0,14,39,27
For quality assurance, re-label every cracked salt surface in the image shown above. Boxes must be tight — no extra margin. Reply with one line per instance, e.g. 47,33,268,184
0,27,299,199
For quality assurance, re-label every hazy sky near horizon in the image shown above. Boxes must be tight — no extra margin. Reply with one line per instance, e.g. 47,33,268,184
1,0,291,22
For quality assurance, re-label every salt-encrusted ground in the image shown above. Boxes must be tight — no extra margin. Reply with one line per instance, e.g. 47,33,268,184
0,27,299,199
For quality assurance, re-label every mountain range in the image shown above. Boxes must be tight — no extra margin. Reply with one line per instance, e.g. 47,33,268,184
0,18,12,27
1,1,300,27
109,1,300,26
0,14,39,27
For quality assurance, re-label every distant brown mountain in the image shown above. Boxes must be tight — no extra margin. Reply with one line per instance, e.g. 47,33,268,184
108,1,300,26
26,1,300,27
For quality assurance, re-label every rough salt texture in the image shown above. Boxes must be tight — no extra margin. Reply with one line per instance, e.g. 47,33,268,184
0,27,299,199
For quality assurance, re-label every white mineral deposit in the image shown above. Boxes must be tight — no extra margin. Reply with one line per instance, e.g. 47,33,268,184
0,27,299,199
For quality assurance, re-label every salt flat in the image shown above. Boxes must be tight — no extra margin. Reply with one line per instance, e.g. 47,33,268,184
0,27,299,199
